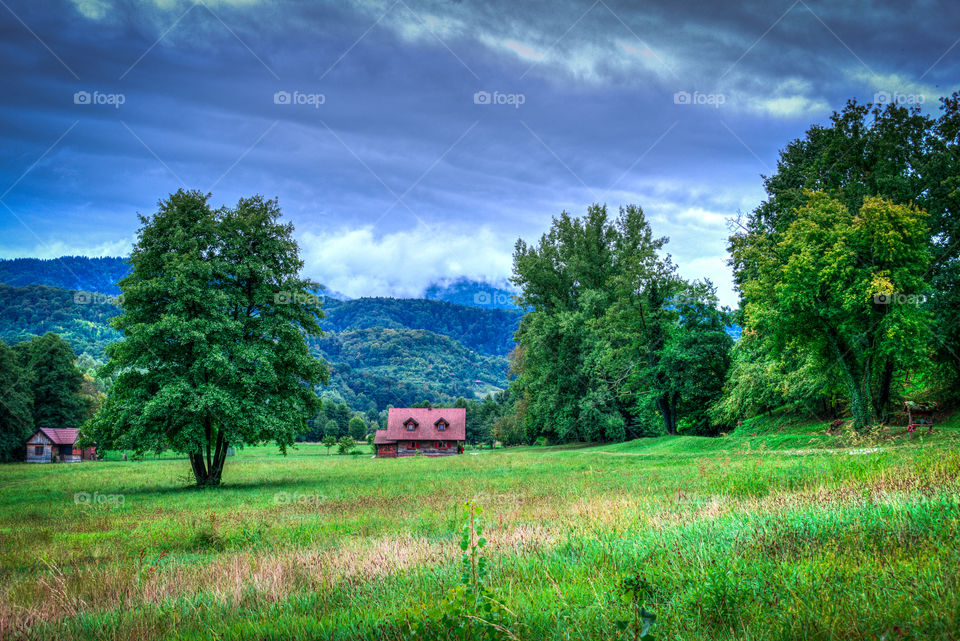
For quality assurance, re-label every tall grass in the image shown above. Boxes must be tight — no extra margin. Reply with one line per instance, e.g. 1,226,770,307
2,425,959,640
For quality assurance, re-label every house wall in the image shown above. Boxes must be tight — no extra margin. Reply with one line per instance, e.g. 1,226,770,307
396,440,461,456
376,443,397,458
24,433,92,463
25,433,52,463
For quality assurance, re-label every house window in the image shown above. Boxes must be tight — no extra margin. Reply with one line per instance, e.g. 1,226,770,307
436,441,447,448
34,446,43,456
405,420,418,431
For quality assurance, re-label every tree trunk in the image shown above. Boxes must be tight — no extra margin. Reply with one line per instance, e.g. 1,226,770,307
189,429,229,487
874,359,895,422
657,395,677,435
823,324,875,431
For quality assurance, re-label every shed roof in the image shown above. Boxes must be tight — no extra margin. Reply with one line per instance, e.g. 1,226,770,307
36,428,79,445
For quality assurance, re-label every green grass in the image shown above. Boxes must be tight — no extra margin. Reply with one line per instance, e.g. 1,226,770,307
2,425,960,640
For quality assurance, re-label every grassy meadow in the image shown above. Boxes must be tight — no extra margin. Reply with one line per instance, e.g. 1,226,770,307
2,417,960,640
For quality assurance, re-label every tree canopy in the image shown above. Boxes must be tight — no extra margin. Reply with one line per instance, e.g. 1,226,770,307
89,190,329,486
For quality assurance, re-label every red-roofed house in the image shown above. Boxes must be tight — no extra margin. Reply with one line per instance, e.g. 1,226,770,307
25,428,96,463
374,407,465,457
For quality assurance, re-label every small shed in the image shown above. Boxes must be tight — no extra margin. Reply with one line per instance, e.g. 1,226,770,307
904,401,937,433
25,428,96,463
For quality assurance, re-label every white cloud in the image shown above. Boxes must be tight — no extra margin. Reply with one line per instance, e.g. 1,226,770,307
298,224,514,298
1,237,135,260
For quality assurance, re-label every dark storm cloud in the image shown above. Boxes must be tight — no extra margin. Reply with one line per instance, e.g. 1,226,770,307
1,0,958,303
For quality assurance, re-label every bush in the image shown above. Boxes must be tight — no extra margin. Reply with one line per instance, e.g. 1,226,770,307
337,436,356,455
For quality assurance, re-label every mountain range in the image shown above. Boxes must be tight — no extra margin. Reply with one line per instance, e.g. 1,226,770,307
0,257,522,410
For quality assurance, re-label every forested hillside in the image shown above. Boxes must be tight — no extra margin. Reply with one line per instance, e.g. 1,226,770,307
0,257,129,295
0,283,513,410
322,297,520,356
0,284,122,359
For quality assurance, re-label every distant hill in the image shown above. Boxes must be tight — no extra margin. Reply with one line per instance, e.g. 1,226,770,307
0,282,514,409
0,257,130,295
423,277,520,310
0,256,352,301
322,297,520,356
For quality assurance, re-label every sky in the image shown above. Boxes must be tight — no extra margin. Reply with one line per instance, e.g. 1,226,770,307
1,0,958,306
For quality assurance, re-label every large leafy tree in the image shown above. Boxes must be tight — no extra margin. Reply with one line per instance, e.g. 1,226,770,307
91,190,329,486
15,332,87,429
510,204,730,442
730,97,960,417
743,192,930,428
0,339,34,461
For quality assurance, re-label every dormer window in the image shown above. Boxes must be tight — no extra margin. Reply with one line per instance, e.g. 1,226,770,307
404,418,419,431
434,418,448,431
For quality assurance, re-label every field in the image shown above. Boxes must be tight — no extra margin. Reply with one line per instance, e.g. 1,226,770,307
2,419,960,640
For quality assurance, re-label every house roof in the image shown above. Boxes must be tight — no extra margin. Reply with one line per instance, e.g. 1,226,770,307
375,407,466,444
36,428,79,446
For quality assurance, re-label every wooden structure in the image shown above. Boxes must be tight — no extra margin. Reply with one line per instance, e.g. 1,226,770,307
374,407,466,457
25,428,96,463
904,401,937,433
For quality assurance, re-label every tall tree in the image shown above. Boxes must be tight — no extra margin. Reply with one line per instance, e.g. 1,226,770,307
15,333,87,429
741,193,930,428
730,97,960,416
0,340,34,461
511,204,689,441
348,416,366,440
90,190,329,486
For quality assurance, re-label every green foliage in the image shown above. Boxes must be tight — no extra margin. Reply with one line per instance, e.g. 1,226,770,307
0,256,129,295
348,416,367,440
510,204,732,443
614,573,657,641
0,339,34,461
323,418,341,439
15,332,88,429
321,435,336,455
410,502,516,640
0,284,517,415
728,97,960,423
0,284,121,360
739,192,931,428
337,436,356,455
89,190,329,486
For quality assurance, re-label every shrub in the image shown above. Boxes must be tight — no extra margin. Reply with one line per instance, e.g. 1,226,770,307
337,436,356,455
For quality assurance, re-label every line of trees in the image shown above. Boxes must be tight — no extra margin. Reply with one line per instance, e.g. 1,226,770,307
0,333,96,461
504,95,960,441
